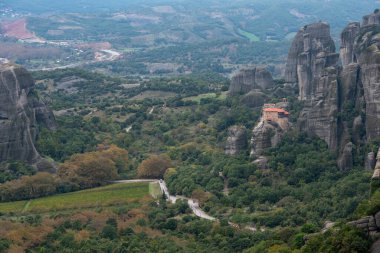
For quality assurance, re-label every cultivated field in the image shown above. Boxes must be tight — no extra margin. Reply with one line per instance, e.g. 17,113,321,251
183,92,227,103
0,182,153,214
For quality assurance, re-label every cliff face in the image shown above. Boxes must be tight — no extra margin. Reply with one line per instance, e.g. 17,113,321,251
286,22,340,151
0,64,56,170
224,126,247,155
363,11,380,26
348,210,380,238
355,25,380,140
372,148,380,179
250,121,281,157
285,22,337,100
229,67,274,95
250,117,290,157
340,22,360,66
285,11,380,170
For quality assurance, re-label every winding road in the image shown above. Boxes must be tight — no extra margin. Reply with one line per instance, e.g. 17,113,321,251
30,49,121,72
114,179,216,221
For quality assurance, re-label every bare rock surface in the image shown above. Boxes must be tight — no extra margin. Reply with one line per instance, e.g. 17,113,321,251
0,63,56,170
284,11,380,170
250,121,285,157
229,67,274,95
225,126,247,155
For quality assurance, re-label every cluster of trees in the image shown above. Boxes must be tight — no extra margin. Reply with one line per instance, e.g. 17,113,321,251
0,161,36,184
27,53,375,253
58,144,128,188
37,116,99,162
13,198,260,253
0,145,128,202
126,39,288,75
302,225,370,253
0,172,57,202
164,132,372,251
356,188,380,217
121,72,229,99
137,154,172,179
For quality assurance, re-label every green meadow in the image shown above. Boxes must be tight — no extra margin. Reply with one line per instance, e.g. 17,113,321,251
238,28,260,42
0,182,151,214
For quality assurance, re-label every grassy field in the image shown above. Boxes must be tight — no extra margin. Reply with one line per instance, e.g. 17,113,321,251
149,182,162,199
129,91,177,101
0,182,150,214
183,92,227,103
238,28,260,42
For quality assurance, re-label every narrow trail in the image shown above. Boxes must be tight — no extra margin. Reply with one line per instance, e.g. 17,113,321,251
30,49,121,72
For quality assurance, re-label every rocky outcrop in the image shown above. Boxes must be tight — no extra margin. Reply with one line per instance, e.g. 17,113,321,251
250,121,286,157
355,25,380,141
348,211,380,238
284,11,380,170
225,126,247,155
253,156,268,169
229,67,274,95
371,239,380,253
297,67,339,150
337,142,354,171
365,151,376,171
340,22,360,66
363,10,380,26
240,91,266,108
249,102,291,157
285,22,341,152
373,148,380,179
0,64,56,171
285,22,337,98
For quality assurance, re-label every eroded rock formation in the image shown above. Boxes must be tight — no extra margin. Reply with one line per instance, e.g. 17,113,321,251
365,151,376,171
340,22,360,66
285,22,337,96
285,10,380,170
286,22,340,149
348,211,380,238
363,10,380,26
225,126,247,155
373,148,380,179
229,67,274,95
250,121,283,157
250,107,291,157
240,91,266,108
0,63,56,171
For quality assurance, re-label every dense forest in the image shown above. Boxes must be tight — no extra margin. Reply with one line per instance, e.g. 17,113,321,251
0,66,375,252
0,1,380,252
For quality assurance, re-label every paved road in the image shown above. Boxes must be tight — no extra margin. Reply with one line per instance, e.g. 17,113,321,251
30,49,121,72
114,179,216,221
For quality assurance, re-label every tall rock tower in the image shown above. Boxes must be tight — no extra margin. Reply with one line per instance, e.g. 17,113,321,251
0,64,57,171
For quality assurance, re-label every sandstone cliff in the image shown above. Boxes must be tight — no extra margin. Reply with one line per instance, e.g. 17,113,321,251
229,67,274,95
250,120,288,157
285,10,380,170
285,22,340,149
372,148,380,179
0,64,56,171
348,211,380,238
224,126,247,155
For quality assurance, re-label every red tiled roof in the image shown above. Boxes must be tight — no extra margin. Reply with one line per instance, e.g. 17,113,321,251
263,108,290,115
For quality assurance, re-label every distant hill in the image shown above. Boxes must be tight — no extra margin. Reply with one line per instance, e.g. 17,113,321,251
3,0,380,40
